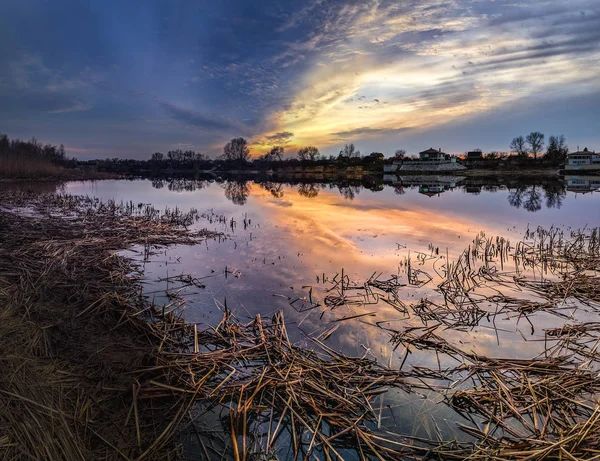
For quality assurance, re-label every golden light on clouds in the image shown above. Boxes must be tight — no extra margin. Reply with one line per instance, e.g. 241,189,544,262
250,1,600,156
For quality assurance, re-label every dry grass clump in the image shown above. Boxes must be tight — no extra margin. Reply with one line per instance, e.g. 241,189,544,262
0,191,219,460
144,310,415,460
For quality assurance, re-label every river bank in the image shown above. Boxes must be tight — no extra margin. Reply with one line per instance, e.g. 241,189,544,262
0,192,223,459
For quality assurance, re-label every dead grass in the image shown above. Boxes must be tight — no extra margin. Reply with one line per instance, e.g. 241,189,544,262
0,155,61,178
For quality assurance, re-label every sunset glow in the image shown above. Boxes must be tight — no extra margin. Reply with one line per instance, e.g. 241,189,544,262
1,0,598,158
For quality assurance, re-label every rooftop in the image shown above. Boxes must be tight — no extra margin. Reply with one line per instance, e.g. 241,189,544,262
419,147,445,155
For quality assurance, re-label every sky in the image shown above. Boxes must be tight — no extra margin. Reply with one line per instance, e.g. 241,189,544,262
0,0,599,159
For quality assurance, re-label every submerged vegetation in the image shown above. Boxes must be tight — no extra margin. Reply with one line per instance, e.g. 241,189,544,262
1,187,600,459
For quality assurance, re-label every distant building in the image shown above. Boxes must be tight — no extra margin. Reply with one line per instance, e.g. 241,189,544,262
419,148,446,161
565,148,600,171
383,147,464,173
465,150,487,168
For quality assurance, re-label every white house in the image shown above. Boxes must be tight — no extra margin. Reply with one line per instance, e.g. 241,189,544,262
565,148,600,171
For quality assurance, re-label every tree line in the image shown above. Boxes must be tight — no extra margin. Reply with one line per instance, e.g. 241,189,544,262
0,134,73,166
509,132,569,164
218,138,379,164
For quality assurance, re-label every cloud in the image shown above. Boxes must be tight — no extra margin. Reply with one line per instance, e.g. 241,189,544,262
159,101,241,132
248,0,600,150
267,131,294,142
1,0,598,157
0,55,93,116
332,126,411,139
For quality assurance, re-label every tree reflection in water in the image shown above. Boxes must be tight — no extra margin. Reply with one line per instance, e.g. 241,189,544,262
223,181,250,205
259,182,284,199
297,183,320,198
507,183,566,212
151,177,208,192
146,177,571,212
338,184,361,200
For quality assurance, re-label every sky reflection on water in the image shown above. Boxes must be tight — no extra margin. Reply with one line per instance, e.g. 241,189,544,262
63,177,599,444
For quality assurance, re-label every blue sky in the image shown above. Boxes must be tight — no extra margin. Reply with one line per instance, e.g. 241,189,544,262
1,0,599,159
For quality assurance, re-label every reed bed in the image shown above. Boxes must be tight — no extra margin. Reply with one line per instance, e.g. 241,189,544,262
0,191,223,460
2,188,600,460
310,226,600,459
0,191,418,460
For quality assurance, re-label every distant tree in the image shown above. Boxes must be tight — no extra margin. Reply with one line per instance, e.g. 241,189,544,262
263,145,284,162
546,135,568,164
222,137,250,163
339,143,361,159
394,149,406,159
363,152,384,163
297,146,320,161
194,152,208,161
151,152,164,162
510,136,528,157
0,134,9,152
526,132,545,160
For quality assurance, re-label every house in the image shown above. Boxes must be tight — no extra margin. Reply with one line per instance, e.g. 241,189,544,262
565,148,600,171
419,148,446,161
465,150,487,168
383,147,465,173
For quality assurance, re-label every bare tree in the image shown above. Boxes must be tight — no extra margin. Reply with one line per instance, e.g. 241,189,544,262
297,146,320,161
340,143,361,159
510,136,528,157
262,146,284,162
222,137,250,162
270,146,284,161
526,132,545,160
394,149,406,159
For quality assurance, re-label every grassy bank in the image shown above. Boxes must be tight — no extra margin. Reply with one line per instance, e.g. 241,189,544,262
0,161,122,180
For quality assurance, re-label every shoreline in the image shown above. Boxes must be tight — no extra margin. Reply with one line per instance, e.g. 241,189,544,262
0,166,562,184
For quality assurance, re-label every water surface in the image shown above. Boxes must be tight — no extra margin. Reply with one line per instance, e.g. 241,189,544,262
61,176,599,453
